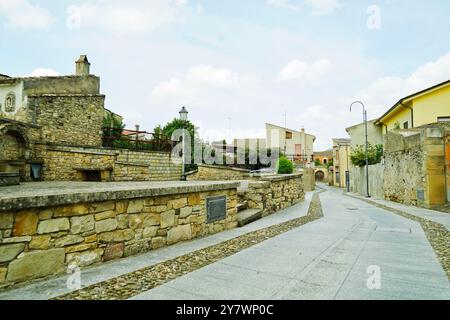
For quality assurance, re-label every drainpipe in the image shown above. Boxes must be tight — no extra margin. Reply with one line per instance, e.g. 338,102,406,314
400,102,414,128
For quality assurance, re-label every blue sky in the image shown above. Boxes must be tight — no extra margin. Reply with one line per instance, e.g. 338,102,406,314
1,0,450,149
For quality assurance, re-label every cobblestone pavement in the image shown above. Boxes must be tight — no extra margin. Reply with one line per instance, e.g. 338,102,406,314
53,192,324,300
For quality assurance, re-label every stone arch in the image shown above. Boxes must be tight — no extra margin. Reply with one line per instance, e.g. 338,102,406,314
315,170,325,182
0,124,29,161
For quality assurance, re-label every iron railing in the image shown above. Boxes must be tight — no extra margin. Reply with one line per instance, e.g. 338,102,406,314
102,127,173,152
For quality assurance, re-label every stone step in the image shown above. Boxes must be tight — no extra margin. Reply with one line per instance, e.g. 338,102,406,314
237,209,263,227
236,202,248,212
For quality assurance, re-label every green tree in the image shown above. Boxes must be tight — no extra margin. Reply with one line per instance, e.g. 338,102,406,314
156,118,198,172
102,114,125,146
350,143,383,167
314,159,321,166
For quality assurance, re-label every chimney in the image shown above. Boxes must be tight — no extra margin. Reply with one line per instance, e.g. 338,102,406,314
301,127,305,133
75,55,91,76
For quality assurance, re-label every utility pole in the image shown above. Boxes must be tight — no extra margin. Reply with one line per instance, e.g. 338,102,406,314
350,101,370,198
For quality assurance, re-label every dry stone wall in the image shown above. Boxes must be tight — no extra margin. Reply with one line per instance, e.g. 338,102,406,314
29,95,105,147
187,164,251,181
37,145,181,182
239,174,304,216
0,186,238,287
384,131,424,206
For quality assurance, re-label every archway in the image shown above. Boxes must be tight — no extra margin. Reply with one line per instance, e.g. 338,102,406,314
315,170,325,182
0,124,30,178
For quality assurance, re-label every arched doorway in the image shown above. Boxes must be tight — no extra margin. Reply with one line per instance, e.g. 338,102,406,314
315,170,325,182
0,124,29,179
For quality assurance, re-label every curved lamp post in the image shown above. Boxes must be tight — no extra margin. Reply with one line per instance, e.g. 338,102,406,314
350,101,370,198
179,107,189,181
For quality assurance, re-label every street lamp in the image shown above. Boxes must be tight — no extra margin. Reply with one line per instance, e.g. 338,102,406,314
179,107,189,181
350,101,370,198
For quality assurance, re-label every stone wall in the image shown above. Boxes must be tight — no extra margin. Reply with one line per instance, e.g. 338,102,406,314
239,173,304,216
350,163,384,199
300,168,315,191
29,94,105,147
384,130,424,206
187,164,251,181
0,182,238,287
23,76,100,96
37,145,182,182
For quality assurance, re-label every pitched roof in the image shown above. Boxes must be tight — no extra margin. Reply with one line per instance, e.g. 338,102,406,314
375,79,450,125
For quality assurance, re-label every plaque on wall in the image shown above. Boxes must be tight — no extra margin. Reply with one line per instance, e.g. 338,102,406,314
5,92,16,112
206,196,227,223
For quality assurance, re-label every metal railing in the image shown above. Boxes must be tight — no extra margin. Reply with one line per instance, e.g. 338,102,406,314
102,127,173,152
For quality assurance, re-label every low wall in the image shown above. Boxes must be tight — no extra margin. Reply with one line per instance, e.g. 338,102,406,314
187,164,251,181
238,173,304,216
0,181,238,288
37,145,181,182
0,173,20,187
300,168,315,191
350,163,384,199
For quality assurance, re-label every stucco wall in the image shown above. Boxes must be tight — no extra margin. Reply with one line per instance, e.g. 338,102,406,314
350,163,384,199
346,120,383,148
413,85,450,127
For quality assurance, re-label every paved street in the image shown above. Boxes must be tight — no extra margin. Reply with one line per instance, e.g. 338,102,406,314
132,185,450,300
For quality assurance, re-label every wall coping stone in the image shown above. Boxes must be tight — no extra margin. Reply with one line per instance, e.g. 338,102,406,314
198,164,251,173
259,173,303,182
0,181,240,211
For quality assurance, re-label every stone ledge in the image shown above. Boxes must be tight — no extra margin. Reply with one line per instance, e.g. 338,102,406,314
198,164,251,173
259,173,303,182
0,181,240,211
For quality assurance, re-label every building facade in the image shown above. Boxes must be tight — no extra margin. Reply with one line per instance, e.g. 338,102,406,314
0,56,181,184
332,138,351,188
375,79,450,133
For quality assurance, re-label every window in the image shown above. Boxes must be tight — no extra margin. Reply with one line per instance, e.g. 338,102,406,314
285,131,293,139
437,116,450,122
403,121,409,129
323,159,327,164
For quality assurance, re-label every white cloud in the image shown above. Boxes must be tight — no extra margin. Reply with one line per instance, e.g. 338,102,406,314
29,68,61,77
267,0,300,11
277,59,332,83
0,0,54,30
304,0,341,15
75,0,187,35
267,0,341,15
346,52,450,117
151,65,242,103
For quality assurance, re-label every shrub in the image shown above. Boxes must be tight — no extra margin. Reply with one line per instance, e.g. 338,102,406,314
350,143,383,167
277,156,294,174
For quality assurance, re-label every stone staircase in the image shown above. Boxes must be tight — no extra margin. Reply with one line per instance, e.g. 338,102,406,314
236,200,263,227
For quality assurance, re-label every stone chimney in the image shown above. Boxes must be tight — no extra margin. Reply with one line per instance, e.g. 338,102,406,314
301,127,305,133
75,55,91,76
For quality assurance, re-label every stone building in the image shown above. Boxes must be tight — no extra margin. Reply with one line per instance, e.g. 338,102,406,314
0,56,181,184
